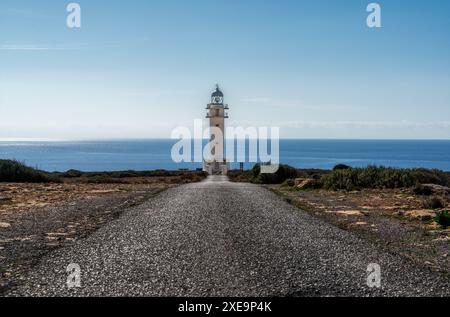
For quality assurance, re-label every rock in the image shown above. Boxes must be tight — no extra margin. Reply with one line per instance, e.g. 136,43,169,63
0,197,12,203
405,210,436,221
46,232,69,237
295,178,316,190
0,222,11,228
420,184,450,196
326,210,363,216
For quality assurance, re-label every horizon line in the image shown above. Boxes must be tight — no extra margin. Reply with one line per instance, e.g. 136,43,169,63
1,137,450,142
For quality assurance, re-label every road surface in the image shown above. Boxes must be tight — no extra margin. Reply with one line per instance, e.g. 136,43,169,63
7,176,449,296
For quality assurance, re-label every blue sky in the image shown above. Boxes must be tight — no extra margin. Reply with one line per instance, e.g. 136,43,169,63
0,0,449,139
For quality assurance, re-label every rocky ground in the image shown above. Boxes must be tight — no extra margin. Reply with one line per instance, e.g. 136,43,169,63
270,184,450,276
5,176,449,297
1,172,449,297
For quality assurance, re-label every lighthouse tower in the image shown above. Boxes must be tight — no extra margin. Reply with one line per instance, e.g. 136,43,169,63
203,85,229,175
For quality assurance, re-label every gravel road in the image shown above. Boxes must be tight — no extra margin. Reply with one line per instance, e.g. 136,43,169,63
6,176,450,297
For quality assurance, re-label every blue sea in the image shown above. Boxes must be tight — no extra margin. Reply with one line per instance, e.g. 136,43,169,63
0,140,449,172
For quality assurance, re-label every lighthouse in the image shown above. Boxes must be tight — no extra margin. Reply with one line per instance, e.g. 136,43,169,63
203,85,229,175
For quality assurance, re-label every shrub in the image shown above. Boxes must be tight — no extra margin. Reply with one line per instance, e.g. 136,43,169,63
423,197,445,210
251,164,261,179
434,211,450,228
228,170,253,183
281,179,295,187
333,164,351,171
0,160,59,183
62,169,83,178
252,164,298,184
248,164,450,190
321,166,449,191
413,184,433,196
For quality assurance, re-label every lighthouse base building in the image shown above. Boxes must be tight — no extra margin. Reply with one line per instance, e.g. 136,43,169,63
203,85,230,175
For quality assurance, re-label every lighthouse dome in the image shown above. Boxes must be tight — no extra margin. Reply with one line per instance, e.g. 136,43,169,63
211,85,224,97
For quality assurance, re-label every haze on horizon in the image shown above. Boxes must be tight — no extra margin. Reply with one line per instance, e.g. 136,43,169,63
1,0,449,140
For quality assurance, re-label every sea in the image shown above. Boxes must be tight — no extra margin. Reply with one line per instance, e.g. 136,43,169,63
0,139,449,172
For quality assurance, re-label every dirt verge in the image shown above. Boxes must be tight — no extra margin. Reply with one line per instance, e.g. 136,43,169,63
269,186,450,276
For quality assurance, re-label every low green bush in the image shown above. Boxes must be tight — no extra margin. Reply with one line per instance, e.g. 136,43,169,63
0,160,59,183
434,211,450,228
333,164,351,171
251,164,298,184
321,166,449,191
62,169,83,178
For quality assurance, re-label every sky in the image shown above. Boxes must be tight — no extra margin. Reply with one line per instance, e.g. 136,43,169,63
0,0,449,140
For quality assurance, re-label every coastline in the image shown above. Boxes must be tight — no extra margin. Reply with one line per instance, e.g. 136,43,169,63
2,139,450,172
